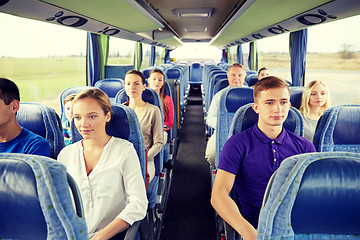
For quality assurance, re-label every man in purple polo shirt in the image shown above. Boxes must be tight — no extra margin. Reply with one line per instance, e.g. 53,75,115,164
211,76,315,240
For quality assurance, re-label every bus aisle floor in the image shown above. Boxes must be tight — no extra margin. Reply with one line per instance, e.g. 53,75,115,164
159,87,217,240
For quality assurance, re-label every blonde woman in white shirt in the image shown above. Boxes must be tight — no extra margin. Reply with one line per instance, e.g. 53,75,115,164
58,89,147,240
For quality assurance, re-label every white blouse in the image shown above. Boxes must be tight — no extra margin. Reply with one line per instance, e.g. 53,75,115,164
58,137,148,236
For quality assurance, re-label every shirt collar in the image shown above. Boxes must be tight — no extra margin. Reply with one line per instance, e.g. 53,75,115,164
253,124,287,144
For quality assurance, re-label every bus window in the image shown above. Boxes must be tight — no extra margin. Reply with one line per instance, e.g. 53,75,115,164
155,46,163,66
0,13,86,113
228,45,237,64
257,33,291,82
306,15,360,106
141,43,151,70
107,37,135,65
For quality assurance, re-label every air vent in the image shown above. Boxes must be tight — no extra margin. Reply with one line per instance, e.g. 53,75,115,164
185,26,208,32
174,8,214,18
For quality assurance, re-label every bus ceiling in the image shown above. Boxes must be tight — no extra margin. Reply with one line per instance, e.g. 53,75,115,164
0,0,359,50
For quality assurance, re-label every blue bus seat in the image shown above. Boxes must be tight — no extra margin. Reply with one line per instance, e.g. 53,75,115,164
0,153,87,240
215,87,254,167
245,73,258,87
94,78,124,103
115,88,164,209
105,65,134,80
290,86,305,109
190,62,202,85
313,104,360,152
258,151,360,240
16,102,65,159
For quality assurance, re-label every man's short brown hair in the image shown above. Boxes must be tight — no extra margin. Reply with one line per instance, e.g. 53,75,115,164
253,76,290,102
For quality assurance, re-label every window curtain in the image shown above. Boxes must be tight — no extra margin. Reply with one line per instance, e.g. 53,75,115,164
150,45,156,66
134,42,143,70
290,29,308,86
86,33,109,86
248,41,258,71
237,45,243,65
221,49,228,63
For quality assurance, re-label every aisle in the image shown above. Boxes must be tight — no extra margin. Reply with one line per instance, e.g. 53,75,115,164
159,88,216,240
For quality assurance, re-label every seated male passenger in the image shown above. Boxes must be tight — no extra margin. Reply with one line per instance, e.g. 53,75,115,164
205,63,247,166
257,67,270,81
211,76,316,240
0,78,50,157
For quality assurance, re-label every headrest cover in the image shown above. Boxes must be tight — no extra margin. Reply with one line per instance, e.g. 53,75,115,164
333,106,360,144
225,87,254,113
292,158,360,234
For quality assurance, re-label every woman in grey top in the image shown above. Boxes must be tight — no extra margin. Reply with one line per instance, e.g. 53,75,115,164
299,80,331,142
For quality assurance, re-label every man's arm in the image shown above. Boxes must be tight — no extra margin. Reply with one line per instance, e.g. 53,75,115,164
211,169,257,240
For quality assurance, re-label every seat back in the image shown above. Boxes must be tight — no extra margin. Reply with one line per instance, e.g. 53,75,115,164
245,73,258,87
0,153,87,240
215,87,254,166
71,104,146,179
313,105,360,152
115,88,164,209
258,152,360,240
94,78,124,101
190,62,202,84
16,103,64,158
290,86,305,109
229,103,304,137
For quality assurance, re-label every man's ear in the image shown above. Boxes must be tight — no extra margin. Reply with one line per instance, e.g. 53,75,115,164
252,102,259,114
11,100,20,113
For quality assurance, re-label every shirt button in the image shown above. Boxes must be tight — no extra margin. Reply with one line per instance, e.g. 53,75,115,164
274,158,277,161
271,141,275,144
273,149,276,152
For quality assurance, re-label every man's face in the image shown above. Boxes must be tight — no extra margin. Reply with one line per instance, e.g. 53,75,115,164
258,69,270,80
252,87,291,128
227,66,246,87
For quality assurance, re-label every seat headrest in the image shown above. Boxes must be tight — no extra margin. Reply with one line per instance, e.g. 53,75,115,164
245,74,258,87
292,157,360,234
142,68,152,79
0,159,47,239
225,87,254,113
17,103,47,138
333,106,360,144
166,68,181,79
95,79,124,98
290,87,304,110
191,62,201,68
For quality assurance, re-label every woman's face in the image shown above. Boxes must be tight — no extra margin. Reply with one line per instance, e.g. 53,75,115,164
148,72,164,93
309,83,328,108
72,97,110,140
124,74,145,98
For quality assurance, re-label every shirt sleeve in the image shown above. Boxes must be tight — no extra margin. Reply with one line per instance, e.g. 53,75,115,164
147,106,164,161
117,144,148,225
218,134,243,175
206,91,221,129
164,95,174,130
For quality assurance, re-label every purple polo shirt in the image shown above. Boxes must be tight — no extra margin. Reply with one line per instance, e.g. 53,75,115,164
218,124,316,228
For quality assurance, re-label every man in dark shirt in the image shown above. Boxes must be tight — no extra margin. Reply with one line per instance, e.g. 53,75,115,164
211,76,315,240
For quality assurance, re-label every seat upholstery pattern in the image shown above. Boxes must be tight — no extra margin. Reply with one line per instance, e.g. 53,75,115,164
313,104,360,153
215,87,254,166
257,151,360,240
0,153,87,240
17,103,65,159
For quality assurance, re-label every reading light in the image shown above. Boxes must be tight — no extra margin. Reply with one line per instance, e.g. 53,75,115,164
174,8,214,18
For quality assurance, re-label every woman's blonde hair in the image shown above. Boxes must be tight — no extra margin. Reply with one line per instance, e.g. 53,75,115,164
73,88,111,115
299,80,330,118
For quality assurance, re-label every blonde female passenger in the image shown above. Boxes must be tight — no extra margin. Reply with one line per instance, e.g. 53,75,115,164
57,89,147,240
124,70,163,183
299,80,331,142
